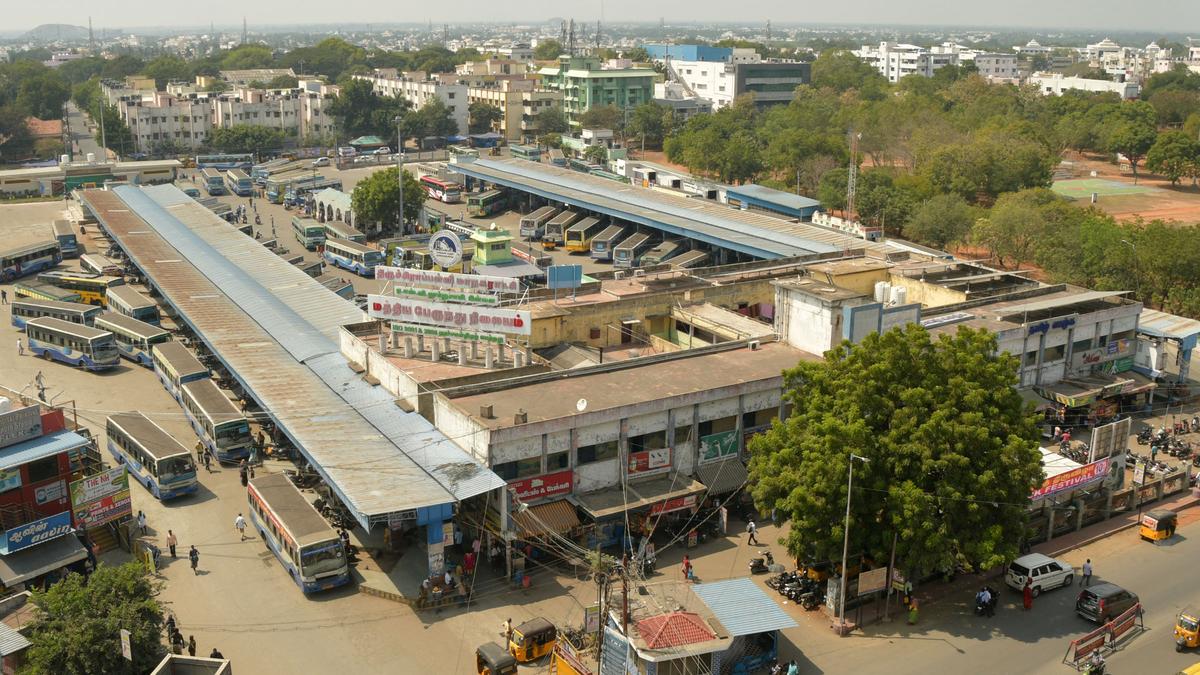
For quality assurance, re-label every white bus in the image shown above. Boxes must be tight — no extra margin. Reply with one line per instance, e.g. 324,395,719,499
79,253,123,277
640,240,684,267
151,341,210,401
94,312,171,368
519,206,559,240
25,317,120,371
10,298,102,330
419,175,462,204
180,379,253,463
542,210,582,250
292,216,326,251
248,473,350,594
202,168,225,195
105,285,159,325
224,169,253,196
590,224,628,262
323,221,366,244
51,220,79,258
613,232,657,269
669,250,711,270
322,239,383,278
106,412,198,500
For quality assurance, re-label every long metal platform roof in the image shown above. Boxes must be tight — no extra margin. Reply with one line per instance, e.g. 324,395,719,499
450,157,875,259
83,185,504,528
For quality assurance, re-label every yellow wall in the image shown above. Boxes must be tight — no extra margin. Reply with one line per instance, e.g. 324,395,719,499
824,268,890,296
888,273,968,308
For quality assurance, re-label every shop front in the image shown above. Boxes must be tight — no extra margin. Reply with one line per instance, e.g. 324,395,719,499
506,470,581,578
0,512,88,594
1037,370,1155,429
571,474,708,554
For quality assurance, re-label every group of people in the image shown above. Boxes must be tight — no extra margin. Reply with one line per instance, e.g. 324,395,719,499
164,612,224,659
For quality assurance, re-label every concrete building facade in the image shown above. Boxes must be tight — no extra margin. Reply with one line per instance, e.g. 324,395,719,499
538,56,656,128
354,72,468,136
853,42,960,83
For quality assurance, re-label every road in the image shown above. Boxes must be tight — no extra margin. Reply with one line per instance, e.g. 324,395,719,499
65,101,105,161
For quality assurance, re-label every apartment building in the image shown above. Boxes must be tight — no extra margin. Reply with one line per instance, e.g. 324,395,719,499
353,71,468,136
1028,74,1140,100
466,80,562,142
853,42,960,83
538,56,656,128
973,53,1020,80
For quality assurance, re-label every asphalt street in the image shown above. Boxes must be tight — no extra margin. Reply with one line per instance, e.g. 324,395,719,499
65,101,105,161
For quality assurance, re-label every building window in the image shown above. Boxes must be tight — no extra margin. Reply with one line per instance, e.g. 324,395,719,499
742,408,777,431
698,415,737,437
577,440,618,465
492,457,542,481
628,430,667,453
547,451,569,471
26,456,59,484
674,424,693,446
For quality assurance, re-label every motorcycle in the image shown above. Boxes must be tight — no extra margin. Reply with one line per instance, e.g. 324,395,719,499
1137,428,1153,445
749,551,775,574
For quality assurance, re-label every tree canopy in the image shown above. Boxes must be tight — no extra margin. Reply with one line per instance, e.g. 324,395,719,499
747,324,1043,577
351,166,425,232
534,40,563,60
467,101,503,134
209,124,287,155
535,106,569,135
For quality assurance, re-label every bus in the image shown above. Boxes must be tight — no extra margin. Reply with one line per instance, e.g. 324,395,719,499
613,232,657,269
323,221,366,244
105,285,159,325
248,473,350,594
201,168,225,195
12,281,81,303
93,312,170,367
564,217,605,254
292,259,324,278
180,379,252,463
266,171,322,203
251,158,301,184
25,317,120,370
105,412,198,500
285,178,343,206
519,206,558,240
292,216,326,251
10,298,102,329
510,144,542,162
467,189,510,218
641,240,683,266
669,250,710,269
195,153,254,171
0,241,61,282
151,341,210,401
51,220,79,258
224,169,253,196
543,210,582,250
419,175,462,204
37,270,125,305
79,253,123,277
322,239,383,277
590,224,628,262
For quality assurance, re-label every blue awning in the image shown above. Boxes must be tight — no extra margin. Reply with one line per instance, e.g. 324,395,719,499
0,431,90,472
692,577,798,636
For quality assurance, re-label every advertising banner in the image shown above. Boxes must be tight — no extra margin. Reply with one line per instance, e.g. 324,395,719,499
70,467,132,528
650,493,698,516
628,448,672,477
369,295,531,335
1031,458,1111,501
509,470,573,502
390,323,505,345
0,406,43,450
375,267,521,294
699,431,739,464
858,567,889,595
394,286,499,305
3,511,72,554
0,469,21,494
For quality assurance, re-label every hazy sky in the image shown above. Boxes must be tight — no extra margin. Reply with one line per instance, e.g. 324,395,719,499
9,0,1200,33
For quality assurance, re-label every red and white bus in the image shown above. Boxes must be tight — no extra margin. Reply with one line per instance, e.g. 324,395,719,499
419,175,462,204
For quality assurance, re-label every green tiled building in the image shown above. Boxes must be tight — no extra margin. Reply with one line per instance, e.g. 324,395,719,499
538,56,657,128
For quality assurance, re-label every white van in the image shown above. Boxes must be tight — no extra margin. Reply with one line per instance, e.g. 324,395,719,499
1005,553,1074,596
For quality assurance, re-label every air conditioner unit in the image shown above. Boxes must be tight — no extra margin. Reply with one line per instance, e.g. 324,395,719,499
479,404,494,419
748,340,761,351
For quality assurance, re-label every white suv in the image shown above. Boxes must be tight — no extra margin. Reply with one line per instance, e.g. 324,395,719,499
1005,553,1074,596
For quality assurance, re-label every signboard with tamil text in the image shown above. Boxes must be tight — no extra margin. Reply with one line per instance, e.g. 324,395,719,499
390,323,506,345
650,493,698,516
628,448,672,478
375,266,521,294
509,469,573,502
0,406,43,450
3,511,72,554
369,295,531,335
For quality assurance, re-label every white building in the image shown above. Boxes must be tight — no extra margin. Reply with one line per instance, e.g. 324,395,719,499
974,53,1020,80
664,49,812,110
1014,39,1052,56
1084,38,1122,64
1028,73,1139,100
853,42,960,83
353,72,468,136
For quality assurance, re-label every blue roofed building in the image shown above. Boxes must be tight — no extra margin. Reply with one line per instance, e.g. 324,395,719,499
643,44,734,63
726,183,822,220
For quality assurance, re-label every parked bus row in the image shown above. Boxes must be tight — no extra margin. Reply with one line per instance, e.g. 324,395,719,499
0,241,62,282
150,342,255,464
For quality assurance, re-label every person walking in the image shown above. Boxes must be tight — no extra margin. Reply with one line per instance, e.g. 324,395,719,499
137,511,147,535
1,289,6,304
202,449,211,472
187,635,196,657
1022,579,1034,611
907,597,919,625
1081,559,1093,587
235,513,247,541
747,519,759,546
16,338,23,356
166,530,177,558
239,464,248,488
682,555,694,583
189,545,199,574
502,617,513,643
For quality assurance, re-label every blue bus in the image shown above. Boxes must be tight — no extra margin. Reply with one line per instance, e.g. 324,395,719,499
180,379,253,463
25,317,120,371
224,169,254,196
151,341,210,402
10,298,102,330
322,239,383,277
248,473,350,594
51,221,79,258
201,168,225,196
0,241,61,282
94,312,171,367
106,412,198,500
195,153,254,171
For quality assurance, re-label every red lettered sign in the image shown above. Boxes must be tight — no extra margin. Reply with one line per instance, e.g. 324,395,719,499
509,470,573,502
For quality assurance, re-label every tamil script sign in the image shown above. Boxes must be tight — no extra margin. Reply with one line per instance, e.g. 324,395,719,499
3,511,72,554
390,322,505,345
858,566,889,596
0,405,42,450
1031,457,1111,501
374,267,521,294
509,470,573,502
699,430,739,464
368,295,531,335
394,286,499,305
70,466,132,528
628,448,671,477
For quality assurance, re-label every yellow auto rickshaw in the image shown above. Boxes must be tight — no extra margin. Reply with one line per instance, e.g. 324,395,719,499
509,617,556,663
1180,663,1200,675
476,642,517,675
1177,609,1200,652
1140,509,1178,541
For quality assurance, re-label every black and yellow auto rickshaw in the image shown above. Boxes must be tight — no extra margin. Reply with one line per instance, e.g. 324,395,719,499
476,642,517,675
1177,609,1200,652
1140,509,1178,542
509,617,556,663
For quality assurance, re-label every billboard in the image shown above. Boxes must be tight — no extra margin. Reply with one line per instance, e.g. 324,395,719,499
699,431,739,464
0,406,43,450
375,267,521,294
509,469,573,502
628,448,671,477
547,265,583,290
391,323,505,345
70,467,132,529
368,295,531,335
3,511,72,554
1031,458,1111,501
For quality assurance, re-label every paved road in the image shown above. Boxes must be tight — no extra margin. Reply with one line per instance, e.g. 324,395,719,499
65,101,105,161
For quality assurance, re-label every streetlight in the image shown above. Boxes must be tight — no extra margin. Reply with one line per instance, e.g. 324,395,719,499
1120,239,1140,301
394,115,406,235
837,453,869,636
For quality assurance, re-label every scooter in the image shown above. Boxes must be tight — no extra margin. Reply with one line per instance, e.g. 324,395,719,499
749,551,774,574
1137,428,1153,445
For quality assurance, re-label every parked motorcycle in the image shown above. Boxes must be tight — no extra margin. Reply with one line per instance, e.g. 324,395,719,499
749,551,775,574
1137,428,1153,445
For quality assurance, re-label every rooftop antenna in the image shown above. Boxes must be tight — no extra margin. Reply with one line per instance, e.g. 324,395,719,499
443,24,449,48
568,19,576,57
560,20,568,48
767,20,772,41
88,17,94,52
846,129,861,222
596,20,601,50
242,17,247,45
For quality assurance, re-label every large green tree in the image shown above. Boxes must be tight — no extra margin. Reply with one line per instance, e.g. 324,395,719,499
904,194,978,249
578,104,623,132
143,55,193,89
534,40,564,60
1145,130,1199,186
24,562,165,675
208,124,287,155
468,101,503,134
535,105,569,135
747,324,1042,578
351,166,425,233
221,45,275,70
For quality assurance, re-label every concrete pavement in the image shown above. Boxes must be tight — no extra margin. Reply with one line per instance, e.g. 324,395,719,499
65,102,106,161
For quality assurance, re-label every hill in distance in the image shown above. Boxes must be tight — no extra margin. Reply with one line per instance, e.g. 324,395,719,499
22,24,90,42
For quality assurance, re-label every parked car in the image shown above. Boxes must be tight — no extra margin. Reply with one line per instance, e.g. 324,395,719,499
311,157,330,167
1076,583,1139,624
1005,553,1074,596
372,146,392,155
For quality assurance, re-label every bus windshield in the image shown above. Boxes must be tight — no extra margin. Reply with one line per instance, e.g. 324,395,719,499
216,421,251,444
301,541,345,576
158,455,195,482
364,251,384,265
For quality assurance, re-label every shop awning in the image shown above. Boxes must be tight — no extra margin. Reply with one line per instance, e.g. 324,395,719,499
572,475,708,520
513,499,580,538
1018,387,1056,411
1038,373,1136,408
1123,371,1158,396
0,535,86,587
696,460,748,496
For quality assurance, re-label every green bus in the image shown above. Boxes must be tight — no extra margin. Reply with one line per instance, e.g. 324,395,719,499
291,216,326,251
467,189,511,218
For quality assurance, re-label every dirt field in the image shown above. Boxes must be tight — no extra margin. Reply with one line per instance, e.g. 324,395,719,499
1055,152,1200,225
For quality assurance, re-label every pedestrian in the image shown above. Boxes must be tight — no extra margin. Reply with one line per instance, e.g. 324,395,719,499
189,545,199,574
195,440,204,466
166,530,177,558
787,661,799,675
165,613,176,636
1152,445,1159,462
1081,558,1092,586
472,536,482,560
239,465,248,488
747,519,759,546
235,513,247,541
682,555,694,583
502,617,513,643
137,510,147,535
907,597,919,625
17,338,23,356
210,648,223,659
187,635,196,657
464,550,476,576
1053,425,1062,439
0,289,6,304
249,465,254,480
1022,579,1033,611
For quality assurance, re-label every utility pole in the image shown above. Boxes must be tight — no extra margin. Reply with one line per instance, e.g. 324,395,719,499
394,116,406,235
846,130,861,220
837,454,868,636
242,17,247,45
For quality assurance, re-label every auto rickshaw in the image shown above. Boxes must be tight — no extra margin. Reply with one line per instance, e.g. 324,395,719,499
1140,509,1178,541
475,642,517,675
509,617,556,663
1177,609,1200,652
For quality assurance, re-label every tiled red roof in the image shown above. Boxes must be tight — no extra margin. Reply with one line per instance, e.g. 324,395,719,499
635,611,715,649
25,118,62,138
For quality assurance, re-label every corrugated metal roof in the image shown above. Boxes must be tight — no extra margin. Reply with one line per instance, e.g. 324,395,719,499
0,534,87,587
0,623,31,657
0,431,91,472
1137,308,1200,341
692,577,799,637
513,499,580,538
452,158,881,259
695,459,748,495
991,290,1130,317
725,184,821,210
